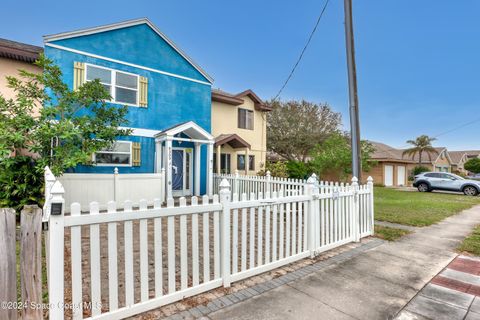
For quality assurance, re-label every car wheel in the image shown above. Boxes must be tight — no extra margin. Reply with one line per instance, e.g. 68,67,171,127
463,186,479,196
417,183,429,192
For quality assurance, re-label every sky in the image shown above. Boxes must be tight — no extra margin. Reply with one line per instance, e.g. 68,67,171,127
1,0,479,150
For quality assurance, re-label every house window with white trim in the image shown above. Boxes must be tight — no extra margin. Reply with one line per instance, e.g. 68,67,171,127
86,64,139,106
238,108,254,130
94,141,132,166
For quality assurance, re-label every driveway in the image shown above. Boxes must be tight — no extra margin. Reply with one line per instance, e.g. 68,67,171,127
198,205,480,320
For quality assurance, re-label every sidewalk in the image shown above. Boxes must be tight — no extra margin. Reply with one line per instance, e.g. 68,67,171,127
199,205,480,320
396,255,480,320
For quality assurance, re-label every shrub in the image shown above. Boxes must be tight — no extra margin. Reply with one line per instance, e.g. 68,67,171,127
286,161,310,179
257,161,289,178
465,158,480,174
0,157,44,212
412,166,430,176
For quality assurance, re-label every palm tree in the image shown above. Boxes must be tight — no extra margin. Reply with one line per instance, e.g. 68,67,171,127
402,135,438,164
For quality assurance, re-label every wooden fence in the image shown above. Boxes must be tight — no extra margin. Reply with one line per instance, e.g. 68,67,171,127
0,206,44,320
45,172,374,319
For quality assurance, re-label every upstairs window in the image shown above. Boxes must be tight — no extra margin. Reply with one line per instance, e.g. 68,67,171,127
94,141,132,166
238,108,254,130
86,64,139,106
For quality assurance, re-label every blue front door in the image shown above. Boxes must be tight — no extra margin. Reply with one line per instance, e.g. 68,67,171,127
172,150,184,191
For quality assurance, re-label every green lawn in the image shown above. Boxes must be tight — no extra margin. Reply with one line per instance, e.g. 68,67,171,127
458,225,480,256
374,225,411,241
374,187,480,227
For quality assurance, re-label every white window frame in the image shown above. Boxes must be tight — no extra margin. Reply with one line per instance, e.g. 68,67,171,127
84,63,140,107
93,140,133,167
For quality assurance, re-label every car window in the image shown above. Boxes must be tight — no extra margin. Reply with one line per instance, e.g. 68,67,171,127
441,173,454,179
425,173,440,178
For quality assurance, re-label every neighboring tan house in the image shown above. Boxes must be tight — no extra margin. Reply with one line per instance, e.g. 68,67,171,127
368,142,453,186
449,151,469,175
368,142,415,187
463,150,480,160
211,89,271,175
403,147,452,173
0,38,43,108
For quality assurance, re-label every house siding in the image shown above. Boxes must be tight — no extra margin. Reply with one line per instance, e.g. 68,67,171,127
45,22,211,194
212,96,268,173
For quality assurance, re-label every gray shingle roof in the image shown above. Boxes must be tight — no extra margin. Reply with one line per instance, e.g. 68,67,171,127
0,38,43,63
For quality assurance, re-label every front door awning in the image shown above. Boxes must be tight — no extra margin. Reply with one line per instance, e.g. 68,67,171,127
214,134,251,149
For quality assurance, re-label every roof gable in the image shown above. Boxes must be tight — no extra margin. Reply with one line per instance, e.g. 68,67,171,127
155,121,213,141
211,88,271,111
44,18,212,84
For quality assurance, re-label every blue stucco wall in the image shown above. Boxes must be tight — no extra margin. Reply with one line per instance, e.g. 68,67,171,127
45,23,211,194
73,136,155,173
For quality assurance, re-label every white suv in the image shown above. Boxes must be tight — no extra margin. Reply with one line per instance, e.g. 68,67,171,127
413,172,480,196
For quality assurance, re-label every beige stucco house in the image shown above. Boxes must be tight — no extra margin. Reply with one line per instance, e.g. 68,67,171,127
404,147,452,174
211,89,271,175
449,151,469,175
367,142,415,187
449,150,480,175
367,142,454,186
0,38,43,105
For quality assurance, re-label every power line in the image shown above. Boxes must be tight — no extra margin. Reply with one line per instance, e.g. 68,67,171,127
376,117,480,154
272,0,331,101
432,117,480,139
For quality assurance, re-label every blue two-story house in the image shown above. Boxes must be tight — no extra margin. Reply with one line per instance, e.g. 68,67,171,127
44,18,215,198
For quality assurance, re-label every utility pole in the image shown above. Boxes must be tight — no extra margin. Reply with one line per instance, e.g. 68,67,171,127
344,0,362,181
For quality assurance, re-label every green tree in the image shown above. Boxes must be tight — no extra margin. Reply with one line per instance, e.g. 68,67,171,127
402,135,438,164
465,158,480,174
0,55,131,210
308,133,375,179
266,99,342,162
257,161,289,178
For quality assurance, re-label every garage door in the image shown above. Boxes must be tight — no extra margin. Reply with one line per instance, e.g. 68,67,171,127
397,166,406,186
384,165,394,186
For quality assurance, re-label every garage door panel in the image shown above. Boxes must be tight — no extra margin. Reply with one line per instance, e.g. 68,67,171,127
384,165,394,186
397,166,406,186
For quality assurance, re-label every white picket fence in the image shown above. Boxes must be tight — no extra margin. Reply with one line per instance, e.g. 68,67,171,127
45,169,374,320
213,171,306,198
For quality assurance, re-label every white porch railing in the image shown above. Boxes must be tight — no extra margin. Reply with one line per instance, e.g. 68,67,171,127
45,169,374,320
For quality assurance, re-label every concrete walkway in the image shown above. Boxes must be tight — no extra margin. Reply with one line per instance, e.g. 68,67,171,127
203,205,480,320
396,255,480,319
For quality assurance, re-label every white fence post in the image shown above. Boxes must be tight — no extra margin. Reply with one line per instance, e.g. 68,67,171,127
367,176,374,235
161,168,166,203
305,174,317,258
43,166,56,222
351,177,360,242
114,167,119,203
234,170,239,195
48,181,65,320
219,179,231,287
266,170,271,195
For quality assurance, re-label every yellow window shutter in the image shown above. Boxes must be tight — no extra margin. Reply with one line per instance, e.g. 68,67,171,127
132,142,141,166
139,76,148,107
73,62,85,90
